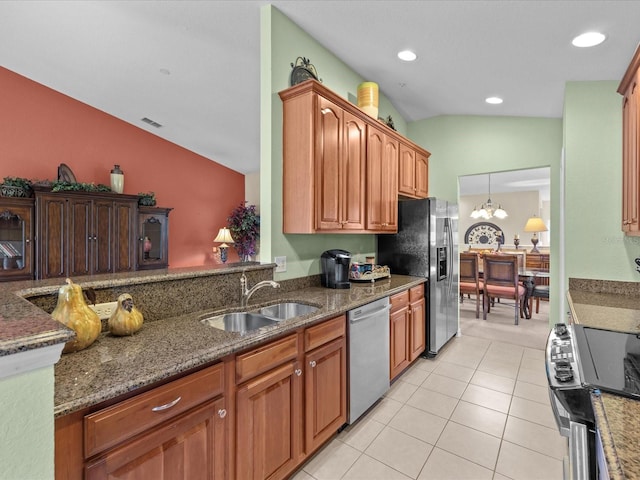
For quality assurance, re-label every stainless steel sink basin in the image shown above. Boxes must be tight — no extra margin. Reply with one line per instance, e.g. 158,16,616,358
200,312,278,333
258,302,319,320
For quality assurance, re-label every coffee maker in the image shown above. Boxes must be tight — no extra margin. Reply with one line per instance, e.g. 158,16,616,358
320,249,351,289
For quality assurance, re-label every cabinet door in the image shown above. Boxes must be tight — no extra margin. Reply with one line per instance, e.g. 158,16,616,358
236,360,303,480
622,73,640,233
409,297,426,361
85,398,226,480
415,151,429,198
390,305,410,380
305,336,347,454
37,194,67,279
113,200,136,273
398,143,416,197
137,208,171,270
341,111,367,230
367,126,399,232
93,199,114,275
0,199,34,281
67,197,93,277
315,96,343,231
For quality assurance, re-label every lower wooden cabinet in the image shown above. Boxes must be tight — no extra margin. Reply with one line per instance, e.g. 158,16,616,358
85,398,226,480
390,285,426,380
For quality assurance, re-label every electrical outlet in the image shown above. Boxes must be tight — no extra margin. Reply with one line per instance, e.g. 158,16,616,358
274,256,287,273
88,301,118,320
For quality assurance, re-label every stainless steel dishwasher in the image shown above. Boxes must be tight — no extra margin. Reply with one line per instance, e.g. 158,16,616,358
348,296,391,423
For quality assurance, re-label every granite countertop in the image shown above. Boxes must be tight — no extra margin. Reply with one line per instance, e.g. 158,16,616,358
568,279,640,480
51,273,424,417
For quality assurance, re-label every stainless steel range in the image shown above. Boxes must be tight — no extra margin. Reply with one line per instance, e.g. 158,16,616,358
546,323,640,479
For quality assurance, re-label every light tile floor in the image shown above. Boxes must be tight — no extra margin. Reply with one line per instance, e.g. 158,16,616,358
292,299,566,480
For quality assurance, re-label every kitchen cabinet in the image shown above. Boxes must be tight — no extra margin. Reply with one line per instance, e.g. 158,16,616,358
234,315,347,479
0,197,34,281
367,124,398,232
137,206,172,270
36,191,137,279
235,333,303,480
618,45,640,235
389,285,426,380
398,143,429,199
280,80,430,234
56,362,228,480
303,315,347,454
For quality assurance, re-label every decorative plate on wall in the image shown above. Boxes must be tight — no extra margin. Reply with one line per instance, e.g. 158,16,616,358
464,222,504,245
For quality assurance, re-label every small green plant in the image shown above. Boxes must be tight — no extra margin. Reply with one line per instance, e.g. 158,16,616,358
51,181,111,192
137,192,156,206
227,202,259,261
1,177,33,197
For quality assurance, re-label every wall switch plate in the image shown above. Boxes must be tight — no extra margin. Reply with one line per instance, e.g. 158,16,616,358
88,301,118,320
274,256,287,273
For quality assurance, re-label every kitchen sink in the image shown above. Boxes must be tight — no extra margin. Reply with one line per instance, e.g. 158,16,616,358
257,302,319,320
200,312,278,333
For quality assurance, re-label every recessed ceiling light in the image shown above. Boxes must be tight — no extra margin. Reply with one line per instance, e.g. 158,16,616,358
485,97,503,105
572,32,606,48
397,50,417,62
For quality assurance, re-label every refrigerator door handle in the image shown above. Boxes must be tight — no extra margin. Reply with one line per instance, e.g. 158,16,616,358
446,218,453,294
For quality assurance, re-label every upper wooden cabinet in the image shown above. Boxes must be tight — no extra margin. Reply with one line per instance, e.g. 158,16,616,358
618,46,640,235
367,124,398,232
137,206,172,270
36,191,137,279
0,197,34,281
399,143,429,199
279,80,430,234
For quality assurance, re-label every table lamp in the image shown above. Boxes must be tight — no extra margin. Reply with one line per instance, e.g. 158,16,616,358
523,216,548,253
214,227,234,263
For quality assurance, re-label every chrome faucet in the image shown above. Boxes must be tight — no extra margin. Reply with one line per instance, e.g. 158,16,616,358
240,273,280,307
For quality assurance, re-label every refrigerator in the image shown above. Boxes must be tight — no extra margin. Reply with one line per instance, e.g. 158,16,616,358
377,197,459,356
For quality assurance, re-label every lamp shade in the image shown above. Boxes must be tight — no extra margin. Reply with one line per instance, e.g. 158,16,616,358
524,216,548,232
214,227,234,245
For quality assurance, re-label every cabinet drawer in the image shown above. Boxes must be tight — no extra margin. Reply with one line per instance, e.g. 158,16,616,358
305,315,346,352
390,290,409,311
236,333,299,384
84,362,224,458
409,285,424,302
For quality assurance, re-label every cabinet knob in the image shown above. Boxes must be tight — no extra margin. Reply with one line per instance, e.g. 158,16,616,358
25,239,30,243
309,360,317,368
218,408,227,418
295,368,302,376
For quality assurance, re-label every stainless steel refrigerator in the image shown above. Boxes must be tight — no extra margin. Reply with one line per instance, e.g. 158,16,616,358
377,197,459,356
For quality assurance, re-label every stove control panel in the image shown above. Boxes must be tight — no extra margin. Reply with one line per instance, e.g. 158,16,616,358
546,323,581,388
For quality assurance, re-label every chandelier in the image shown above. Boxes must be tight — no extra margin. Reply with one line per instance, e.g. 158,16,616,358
470,174,508,220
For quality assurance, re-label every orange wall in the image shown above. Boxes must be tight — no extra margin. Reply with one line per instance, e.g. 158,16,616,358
0,67,245,267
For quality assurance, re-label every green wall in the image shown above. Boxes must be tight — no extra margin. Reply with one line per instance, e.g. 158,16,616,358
261,6,407,280
0,367,55,479
564,81,639,281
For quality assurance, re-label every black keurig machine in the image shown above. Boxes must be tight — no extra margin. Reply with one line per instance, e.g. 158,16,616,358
320,249,351,289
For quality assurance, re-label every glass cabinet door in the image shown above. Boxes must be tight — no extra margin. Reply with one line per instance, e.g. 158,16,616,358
0,199,34,280
137,207,171,270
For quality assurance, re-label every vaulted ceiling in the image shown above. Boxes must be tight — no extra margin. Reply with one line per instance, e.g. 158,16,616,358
1,1,638,174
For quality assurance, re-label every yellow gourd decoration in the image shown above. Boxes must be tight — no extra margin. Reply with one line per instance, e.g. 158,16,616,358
52,278,102,353
108,293,144,336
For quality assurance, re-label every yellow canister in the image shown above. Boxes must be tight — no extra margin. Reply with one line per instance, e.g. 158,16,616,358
357,82,379,118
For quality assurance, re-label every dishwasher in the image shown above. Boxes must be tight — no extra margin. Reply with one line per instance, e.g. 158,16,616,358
348,296,391,424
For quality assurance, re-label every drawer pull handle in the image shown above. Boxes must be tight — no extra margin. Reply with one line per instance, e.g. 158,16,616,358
309,360,317,368
151,396,182,412
218,408,227,418
295,369,302,376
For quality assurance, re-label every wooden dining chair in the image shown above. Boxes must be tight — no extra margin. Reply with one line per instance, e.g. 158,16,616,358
482,254,526,324
459,252,484,318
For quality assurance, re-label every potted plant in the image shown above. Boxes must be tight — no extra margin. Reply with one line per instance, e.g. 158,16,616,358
137,192,156,206
1,177,33,197
228,202,259,262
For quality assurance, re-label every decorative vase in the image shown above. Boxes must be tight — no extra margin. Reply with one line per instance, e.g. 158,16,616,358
357,82,379,118
110,165,124,194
